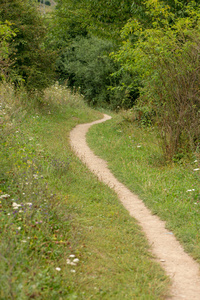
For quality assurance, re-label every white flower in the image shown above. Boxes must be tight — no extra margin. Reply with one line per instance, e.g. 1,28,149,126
137,145,141,148
73,258,79,263
187,189,195,192
71,270,76,273
18,227,21,230
67,259,76,266
194,168,200,171
12,202,21,209
22,240,27,243
56,267,61,271
69,254,75,258
0,194,10,200
33,174,38,179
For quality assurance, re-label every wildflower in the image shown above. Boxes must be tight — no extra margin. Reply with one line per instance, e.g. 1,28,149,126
7,213,10,216
22,240,27,243
18,227,21,230
137,145,141,148
71,270,76,273
55,267,61,271
73,258,79,263
67,259,76,266
12,202,21,209
187,189,195,192
33,174,38,179
0,194,10,200
69,254,75,258
194,168,200,171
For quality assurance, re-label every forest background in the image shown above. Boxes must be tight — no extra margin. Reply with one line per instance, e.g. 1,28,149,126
1,0,200,160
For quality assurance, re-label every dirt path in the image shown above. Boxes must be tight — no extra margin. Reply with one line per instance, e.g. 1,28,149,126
70,114,200,299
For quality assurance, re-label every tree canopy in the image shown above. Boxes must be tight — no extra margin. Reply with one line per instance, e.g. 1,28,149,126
0,0,55,91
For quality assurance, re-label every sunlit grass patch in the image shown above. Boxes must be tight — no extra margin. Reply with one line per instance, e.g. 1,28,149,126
87,112,200,262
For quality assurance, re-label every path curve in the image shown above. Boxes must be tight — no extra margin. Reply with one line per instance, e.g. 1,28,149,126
70,114,200,299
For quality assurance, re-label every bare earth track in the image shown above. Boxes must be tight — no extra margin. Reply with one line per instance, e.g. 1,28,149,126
70,114,200,299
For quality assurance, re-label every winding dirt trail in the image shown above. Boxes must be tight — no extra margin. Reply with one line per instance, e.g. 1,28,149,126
70,114,200,299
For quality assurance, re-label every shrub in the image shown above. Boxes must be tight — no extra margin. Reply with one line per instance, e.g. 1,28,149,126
113,1,200,160
56,36,138,109
0,0,55,91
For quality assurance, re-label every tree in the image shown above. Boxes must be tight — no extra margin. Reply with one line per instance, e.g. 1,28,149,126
0,0,55,91
0,21,16,80
56,36,119,107
49,0,89,49
113,0,200,159
86,0,133,40
52,0,133,46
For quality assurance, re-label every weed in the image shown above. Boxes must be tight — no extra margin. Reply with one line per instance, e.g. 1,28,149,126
0,83,169,299
87,113,200,263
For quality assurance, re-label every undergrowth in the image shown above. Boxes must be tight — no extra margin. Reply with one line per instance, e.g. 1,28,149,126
0,83,169,299
87,112,200,262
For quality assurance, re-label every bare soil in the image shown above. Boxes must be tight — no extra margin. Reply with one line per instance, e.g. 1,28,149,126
70,114,200,299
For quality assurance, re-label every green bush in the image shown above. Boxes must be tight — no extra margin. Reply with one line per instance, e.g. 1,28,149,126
113,1,200,160
0,0,55,91
56,36,115,107
56,36,137,109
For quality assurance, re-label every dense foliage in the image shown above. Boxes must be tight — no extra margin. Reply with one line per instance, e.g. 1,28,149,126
113,0,200,159
0,21,16,80
1,0,199,159
56,36,137,109
0,0,55,91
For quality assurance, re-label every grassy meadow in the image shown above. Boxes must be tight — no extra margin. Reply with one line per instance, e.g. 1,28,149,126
87,111,200,262
0,84,169,299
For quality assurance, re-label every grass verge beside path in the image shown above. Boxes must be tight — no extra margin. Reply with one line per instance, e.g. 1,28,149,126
87,112,200,263
0,84,169,299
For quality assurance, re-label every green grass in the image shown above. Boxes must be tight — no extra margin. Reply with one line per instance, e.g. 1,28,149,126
0,84,169,299
87,112,200,262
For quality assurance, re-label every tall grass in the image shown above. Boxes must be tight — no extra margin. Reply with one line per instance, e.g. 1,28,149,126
0,83,169,299
87,112,200,262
